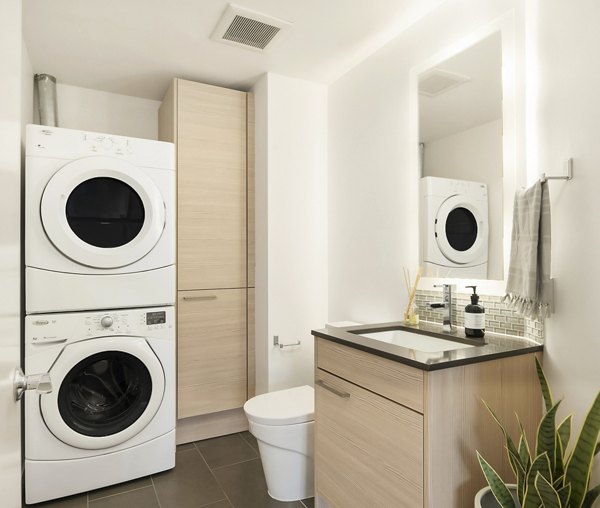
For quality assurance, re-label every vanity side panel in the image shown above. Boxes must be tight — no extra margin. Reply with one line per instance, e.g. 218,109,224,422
425,353,541,507
500,352,543,477
316,338,424,413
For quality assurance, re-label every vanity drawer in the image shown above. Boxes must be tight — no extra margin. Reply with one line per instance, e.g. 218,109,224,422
315,368,423,507
316,338,424,413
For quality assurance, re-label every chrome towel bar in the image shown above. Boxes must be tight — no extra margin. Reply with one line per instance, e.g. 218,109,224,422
541,158,573,182
273,335,301,348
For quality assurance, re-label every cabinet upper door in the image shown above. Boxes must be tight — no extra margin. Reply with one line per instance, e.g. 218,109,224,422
177,79,247,290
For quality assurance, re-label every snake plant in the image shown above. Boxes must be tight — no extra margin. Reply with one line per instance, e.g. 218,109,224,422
477,357,600,508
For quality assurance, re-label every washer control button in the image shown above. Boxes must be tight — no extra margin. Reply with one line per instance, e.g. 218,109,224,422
100,316,114,328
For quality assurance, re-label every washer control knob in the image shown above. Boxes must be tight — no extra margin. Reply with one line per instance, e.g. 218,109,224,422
100,316,113,328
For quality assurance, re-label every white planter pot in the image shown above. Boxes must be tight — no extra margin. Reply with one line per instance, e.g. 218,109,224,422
474,484,519,508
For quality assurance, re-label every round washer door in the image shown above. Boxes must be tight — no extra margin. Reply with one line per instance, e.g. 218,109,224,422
40,336,165,450
434,194,488,264
41,156,165,268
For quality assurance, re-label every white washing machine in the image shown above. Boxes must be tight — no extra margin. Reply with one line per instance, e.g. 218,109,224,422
420,176,489,278
24,306,175,504
25,124,175,314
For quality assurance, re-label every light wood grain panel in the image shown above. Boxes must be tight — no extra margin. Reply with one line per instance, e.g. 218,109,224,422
176,408,248,444
177,79,247,290
425,353,542,507
423,365,464,508
316,338,424,413
177,289,247,419
158,79,176,143
247,288,255,399
315,368,423,508
246,93,255,288
500,352,543,478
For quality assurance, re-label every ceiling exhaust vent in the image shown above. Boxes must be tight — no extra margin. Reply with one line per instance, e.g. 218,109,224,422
419,69,471,97
211,4,292,52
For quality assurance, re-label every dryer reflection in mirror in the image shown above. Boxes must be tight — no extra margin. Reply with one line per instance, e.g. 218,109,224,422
420,176,488,278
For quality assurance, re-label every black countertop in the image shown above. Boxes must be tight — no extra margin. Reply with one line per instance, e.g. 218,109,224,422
312,320,543,371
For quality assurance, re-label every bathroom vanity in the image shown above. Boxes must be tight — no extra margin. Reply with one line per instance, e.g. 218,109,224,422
312,322,543,508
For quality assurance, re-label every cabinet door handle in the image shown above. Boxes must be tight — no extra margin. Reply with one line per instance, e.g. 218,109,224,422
316,379,350,399
182,295,217,301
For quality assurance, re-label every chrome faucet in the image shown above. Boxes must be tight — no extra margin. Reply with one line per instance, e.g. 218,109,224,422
428,284,455,333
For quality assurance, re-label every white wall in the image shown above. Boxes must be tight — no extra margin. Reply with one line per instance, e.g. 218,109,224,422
22,38,34,138
253,73,328,393
36,83,160,140
328,0,599,486
0,1,23,505
328,0,525,323
529,0,600,483
424,119,504,279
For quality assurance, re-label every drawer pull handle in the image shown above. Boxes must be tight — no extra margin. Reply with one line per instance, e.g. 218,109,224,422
182,295,217,301
316,379,350,399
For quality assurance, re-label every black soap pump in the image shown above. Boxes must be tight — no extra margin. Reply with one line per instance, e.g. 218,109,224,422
464,285,485,338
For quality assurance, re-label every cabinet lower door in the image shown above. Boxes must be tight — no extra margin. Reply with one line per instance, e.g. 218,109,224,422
315,369,424,508
177,289,247,419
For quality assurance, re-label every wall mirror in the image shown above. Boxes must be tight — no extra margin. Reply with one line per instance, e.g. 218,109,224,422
417,31,505,282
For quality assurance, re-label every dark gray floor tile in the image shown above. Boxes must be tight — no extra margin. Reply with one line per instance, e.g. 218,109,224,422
88,476,152,500
213,458,304,508
195,433,257,469
301,498,315,508
240,431,260,454
177,442,197,452
153,449,226,508
89,486,159,508
26,493,87,508
201,501,232,508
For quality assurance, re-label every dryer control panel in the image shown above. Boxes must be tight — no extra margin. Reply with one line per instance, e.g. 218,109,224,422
25,306,175,345
25,124,175,171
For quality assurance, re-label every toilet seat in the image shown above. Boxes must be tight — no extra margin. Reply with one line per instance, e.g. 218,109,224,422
244,385,314,426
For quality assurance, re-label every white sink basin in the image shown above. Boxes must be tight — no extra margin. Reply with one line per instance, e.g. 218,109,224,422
359,329,475,353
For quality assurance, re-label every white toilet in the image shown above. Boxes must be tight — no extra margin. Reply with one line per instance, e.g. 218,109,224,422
243,385,314,501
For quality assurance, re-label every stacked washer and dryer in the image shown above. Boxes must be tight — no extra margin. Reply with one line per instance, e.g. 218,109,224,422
24,125,177,504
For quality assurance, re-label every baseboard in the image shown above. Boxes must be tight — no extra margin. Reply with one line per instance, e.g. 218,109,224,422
176,407,249,444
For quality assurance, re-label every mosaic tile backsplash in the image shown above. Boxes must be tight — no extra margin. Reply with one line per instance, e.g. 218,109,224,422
414,289,544,343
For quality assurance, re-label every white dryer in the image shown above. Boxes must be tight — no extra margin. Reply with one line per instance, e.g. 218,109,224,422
24,306,175,504
420,176,489,278
25,125,175,314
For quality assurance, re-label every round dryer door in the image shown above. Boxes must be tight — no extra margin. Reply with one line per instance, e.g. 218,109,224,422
40,336,165,450
434,195,488,264
40,156,165,268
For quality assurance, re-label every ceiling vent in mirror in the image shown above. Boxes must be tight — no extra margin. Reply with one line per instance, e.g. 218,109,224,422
211,4,292,52
419,69,471,97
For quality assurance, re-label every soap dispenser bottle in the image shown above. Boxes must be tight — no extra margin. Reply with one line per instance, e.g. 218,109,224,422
464,285,485,338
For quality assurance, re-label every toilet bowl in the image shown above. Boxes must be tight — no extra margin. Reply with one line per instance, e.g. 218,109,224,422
244,385,314,502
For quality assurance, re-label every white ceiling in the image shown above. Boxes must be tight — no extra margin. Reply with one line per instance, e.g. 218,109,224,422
23,0,447,100
419,32,503,142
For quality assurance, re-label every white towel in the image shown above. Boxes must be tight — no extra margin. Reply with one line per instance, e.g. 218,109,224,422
504,180,553,320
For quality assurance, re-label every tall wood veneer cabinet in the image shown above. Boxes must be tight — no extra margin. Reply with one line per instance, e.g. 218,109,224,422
314,338,542,508
159,79,255,442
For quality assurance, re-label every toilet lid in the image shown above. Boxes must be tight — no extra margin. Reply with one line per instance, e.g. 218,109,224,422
244,385,314,426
